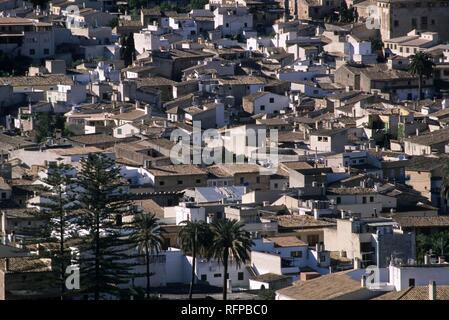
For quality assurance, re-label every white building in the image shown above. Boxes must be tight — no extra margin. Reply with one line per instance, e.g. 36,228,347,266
251,236,330,281
0,17,55,61
385,30,440,58
323,33,377,64
388,262,449,291
124,247,251,290
175,203,206,225
46,84,87,106
242,91,289,115
277,62,327,82
169,16,198,39
134,26,170,54
214,5,253,36
113,123,141,138
119,166,153,186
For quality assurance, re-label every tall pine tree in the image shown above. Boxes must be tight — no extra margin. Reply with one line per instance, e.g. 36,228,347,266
74,154,134,300
30,162,78,300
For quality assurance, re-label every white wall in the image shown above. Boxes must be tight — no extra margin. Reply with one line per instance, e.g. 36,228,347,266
175,205,206,225
389,265,449,291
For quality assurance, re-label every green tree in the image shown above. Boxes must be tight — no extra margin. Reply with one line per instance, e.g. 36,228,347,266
29,0,50,9
130,213,164,298
75,154,134,300
208,219,253,300
30,163,77,299
430,232,449,257
121,33,136,67
188,0,208,10
178,220,213,299
258,288,276,300
35,113,66,143
416,232,449,262
409,52,435,101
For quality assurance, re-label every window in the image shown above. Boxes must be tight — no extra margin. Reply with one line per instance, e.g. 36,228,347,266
29,49,35,55
159,181,165,186
225,23,229,27
260,105,265,111
411,18,417,28
44,48,49,55
307,234,319,246
238,272,244,280
421,16,428,28
256,177,260,183
196,179,201,184
394,20,399,27
409,278,415,287
177,180,183,185
269,97,274,103
291,251,302,258
1,192,6,199
363,197,367,204
214,273,221,278
201,274,207,281
370,196,374,202
274,183,278,189
244,22,247,27
117,128,122,135
240,177,244,184
318,136,328,142
336,197,341,204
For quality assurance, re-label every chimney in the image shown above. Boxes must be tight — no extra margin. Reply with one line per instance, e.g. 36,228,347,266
227,279,232,293
361,275,366,288
416,128,419,136
429,281,436,300
443,98,449,109
145,105,151,115
354,257,361,269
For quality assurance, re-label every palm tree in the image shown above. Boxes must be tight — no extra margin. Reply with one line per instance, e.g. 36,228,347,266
209,219,253,300
178,220,212,299
131,213,164,298
409,52,434,101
